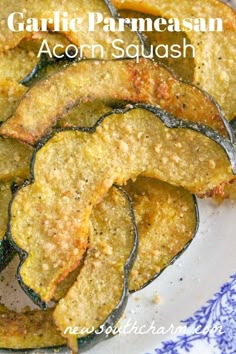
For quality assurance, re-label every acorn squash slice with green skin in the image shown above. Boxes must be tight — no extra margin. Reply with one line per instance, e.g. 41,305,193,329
119,10,195,83
207,119,236,200
20,34,79,88
112,0,236,120
53,185,138,353
0,185,137,351
0,305,66,349
125,176,199,292
54,176,198,301
0,182,15,272
0,32,73,88
0,0,140,56
220,119,236,200
0,58,232,145
0,45,39,83
7,105,236,305
17,33,73,87
20,52,79,88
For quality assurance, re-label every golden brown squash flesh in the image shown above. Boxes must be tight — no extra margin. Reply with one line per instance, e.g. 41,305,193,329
112,0,236,119
119,10,195,82
58,101,113,129
0,46,38,83
0,59,228,145
9,107,234,303
53,186,137,352
0,137,32,182
0,0,139,56
0,80,27,123
125,177,198,291
54,176,198,299
19,32,71,54
0,306,65,349
0,182,12,242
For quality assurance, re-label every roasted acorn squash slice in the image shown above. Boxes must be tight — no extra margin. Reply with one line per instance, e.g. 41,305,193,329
8,105,236,304
54,186,138,352
125,177,198,292
0,59,231,144
0,305,65,349
54,176,198,299
112,0,236,119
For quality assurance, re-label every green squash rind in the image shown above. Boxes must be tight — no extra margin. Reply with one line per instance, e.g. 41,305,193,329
20,53,80,88
4,185,138,351
20,0,148,90
6,103,236,309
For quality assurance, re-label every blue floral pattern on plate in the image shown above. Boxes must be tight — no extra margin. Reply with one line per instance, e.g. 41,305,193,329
146,274,236,354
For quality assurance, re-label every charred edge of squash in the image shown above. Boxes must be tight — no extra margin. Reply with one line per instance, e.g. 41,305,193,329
77,184,139,351
20,53,80,88
7,103,236,308
130,194,199,293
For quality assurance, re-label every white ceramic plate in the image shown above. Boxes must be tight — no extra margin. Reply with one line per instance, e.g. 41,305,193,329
0,1,235,354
